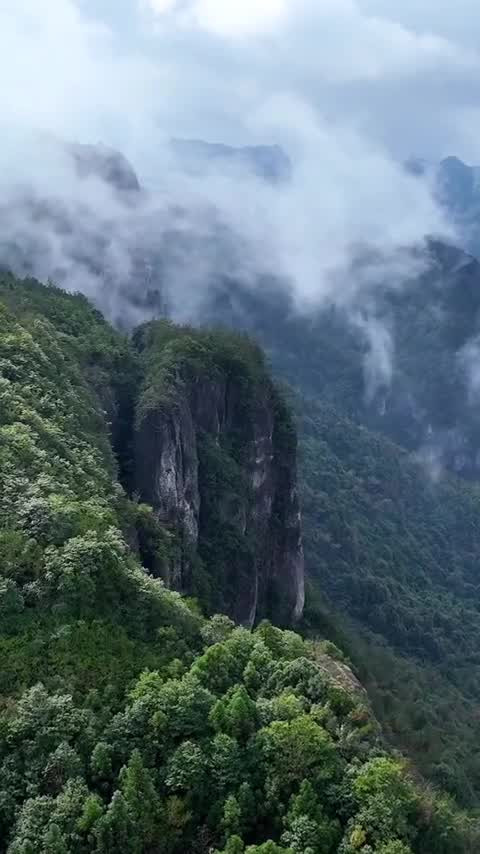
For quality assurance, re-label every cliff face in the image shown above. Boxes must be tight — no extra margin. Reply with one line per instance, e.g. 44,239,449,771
134,322,304,625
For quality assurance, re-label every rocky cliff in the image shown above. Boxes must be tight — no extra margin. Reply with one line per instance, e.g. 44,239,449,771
133,320,304,626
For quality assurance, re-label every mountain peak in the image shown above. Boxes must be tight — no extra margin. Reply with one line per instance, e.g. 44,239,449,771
170,137,292,183
68,142,141,193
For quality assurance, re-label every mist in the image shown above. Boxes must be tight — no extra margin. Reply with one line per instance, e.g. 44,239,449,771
1,0,478,408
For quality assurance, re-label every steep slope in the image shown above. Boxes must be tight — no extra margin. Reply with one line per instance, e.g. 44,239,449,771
208,240,480,477
0,272,198,701
407,155,480,259
201,260,480,806
133,321,304,626
69,142,142,194
0,273,472,853
299,397,480,804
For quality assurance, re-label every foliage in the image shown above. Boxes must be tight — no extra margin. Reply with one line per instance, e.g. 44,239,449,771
0,274,476,851
3,621,472,853
133,319,298,621
298,397,480,805
211,275,480,807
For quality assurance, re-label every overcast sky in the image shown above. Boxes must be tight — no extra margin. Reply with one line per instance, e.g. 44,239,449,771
2,0,480,168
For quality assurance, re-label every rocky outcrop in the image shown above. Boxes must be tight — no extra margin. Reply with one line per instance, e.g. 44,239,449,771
134,324,304,625
68,142,141,194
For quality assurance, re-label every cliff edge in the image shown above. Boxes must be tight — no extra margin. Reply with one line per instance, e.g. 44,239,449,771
133,320,305,626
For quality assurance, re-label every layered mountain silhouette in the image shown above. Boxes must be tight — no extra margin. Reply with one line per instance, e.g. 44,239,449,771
5,135,480,819
170,138,292,183
407,154,480,257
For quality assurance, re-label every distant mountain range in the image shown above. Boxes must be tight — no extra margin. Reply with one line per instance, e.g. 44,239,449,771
6,133,480,816
169,138,292,183
407,154,480,257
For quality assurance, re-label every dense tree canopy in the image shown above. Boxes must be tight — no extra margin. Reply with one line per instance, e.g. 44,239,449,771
0,273,477,851
206,270,480,808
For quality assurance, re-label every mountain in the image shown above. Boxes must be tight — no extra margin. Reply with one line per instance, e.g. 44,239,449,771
407,155,480,215
5,136,480,837
0,139,170,328
170,138,292,183
407,155,480,258
0,272,303,630
68,142,142,194
0,272,471,853
299,398,480,804
133,320,305,626
207,240,480,479
197,244,480,806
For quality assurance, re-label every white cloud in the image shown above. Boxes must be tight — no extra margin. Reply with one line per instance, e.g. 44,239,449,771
0,0,163,153
145,0,477,77
137,0,480,162
146,0,289,36
148,0,177,11
0,0,470,337
190,0,289,37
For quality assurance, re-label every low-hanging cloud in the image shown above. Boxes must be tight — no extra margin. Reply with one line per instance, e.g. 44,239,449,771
0,0,475,395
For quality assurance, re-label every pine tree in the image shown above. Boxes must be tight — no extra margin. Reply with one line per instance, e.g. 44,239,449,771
120,749,162,848
94,792,139,854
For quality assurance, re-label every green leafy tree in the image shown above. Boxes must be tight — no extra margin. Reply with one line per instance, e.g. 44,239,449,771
120,750,162,848
258,716,339,793
215,837,245,854
281,781,340,854
209,734,242,794
202,615,236,647
223,795,242,837
165,741,207,795
210,686,258,740
90,743,114,786
42,824,68,854
42,743,83,795
94,792,139,854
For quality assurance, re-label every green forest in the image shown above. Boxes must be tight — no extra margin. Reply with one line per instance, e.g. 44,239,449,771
209,261,480,810
298,398,480,805
0,272,477,853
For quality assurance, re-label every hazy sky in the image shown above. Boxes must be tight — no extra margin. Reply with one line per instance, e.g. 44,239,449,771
3,0,480,167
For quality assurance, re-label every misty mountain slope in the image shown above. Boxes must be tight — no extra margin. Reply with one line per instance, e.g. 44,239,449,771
1,273,473,854
408,155,480,260
69,142,142,194
0,273,193,697
198,252,480,806
5,133,480,809
170,139,292,183
207,240,480,478
298,397,480,804
0,138,172,330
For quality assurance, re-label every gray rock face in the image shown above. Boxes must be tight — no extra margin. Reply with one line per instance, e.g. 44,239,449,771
135,369,304,625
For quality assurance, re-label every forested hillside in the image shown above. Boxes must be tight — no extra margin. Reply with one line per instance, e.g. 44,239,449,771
204,255,480,808
210,242,480,477
1,273,472,853
298,398,480,805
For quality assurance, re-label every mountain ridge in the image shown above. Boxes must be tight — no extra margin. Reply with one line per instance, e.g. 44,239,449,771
0,272,473,852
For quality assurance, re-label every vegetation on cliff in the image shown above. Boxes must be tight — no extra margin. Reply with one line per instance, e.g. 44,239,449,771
298,397,480,805
208,269,480,808
133,320,303,625
0,273,474,852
